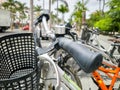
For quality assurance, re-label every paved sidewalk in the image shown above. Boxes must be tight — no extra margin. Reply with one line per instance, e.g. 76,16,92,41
98,34,113,49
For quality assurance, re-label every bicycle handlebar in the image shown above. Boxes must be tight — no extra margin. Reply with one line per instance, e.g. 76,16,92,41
35,13,103,73
58,38,103,73
37,13,103,67
34,13,49,26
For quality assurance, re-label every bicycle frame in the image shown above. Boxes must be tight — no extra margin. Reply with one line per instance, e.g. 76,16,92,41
34,13,103,90
87,30,120,64
92,61,120,90
38,53,81,90
80,42,120,90
34,14,82,90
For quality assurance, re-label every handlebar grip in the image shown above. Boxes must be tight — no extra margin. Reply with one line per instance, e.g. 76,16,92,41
58,38,103,73
34,13,50,25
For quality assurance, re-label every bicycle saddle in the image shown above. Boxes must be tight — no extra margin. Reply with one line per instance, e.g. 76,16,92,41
58,38,103,73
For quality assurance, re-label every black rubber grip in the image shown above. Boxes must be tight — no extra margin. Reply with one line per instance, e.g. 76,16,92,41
58,38,103,73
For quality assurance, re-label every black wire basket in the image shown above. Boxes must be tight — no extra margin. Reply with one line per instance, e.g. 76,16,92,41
0,33,40,90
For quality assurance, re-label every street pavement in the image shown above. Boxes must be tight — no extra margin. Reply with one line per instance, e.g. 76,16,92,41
0,29,120,90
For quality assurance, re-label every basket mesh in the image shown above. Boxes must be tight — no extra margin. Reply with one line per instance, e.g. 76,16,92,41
0,33,39,90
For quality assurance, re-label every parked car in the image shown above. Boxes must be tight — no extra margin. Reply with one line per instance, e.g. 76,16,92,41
22,24,29,30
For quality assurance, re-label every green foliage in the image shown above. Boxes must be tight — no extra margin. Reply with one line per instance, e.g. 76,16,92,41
17,2,27,19
88,0,120,33
107,0,120,21
57,4,69,21
72,10,82,23
108,0,120,32
57,4,69,14
51,12,61,24
34,5,42,12
72,1,87,21
71,1,88,31
2,0,18,13
87,10,103,27
94,17,113,31
1,0,29,29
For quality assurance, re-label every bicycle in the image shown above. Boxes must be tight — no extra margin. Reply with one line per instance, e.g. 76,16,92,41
79,43,120,90
92,61,120,90
53,25,120,90
60,41,120,90
0,15,83,90
33,12,103,90
40,16,120,90
80,27,120,64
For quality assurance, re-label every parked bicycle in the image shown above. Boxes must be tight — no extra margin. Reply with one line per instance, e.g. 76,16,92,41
92,60,120,90
33,12,103,90
55,25,120,90
80,27,120,64
37,14,120,90
0,11,103,90
80,43,120,90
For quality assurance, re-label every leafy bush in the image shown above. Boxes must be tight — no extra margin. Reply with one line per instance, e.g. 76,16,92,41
94,18,113,32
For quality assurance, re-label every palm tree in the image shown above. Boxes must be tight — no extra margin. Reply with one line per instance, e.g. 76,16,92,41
52,0,59,16
72,1,88,31
97,0,106,16
16,2,28,28
52,0,68,17
43,0,45,9
102,0,105,16
57,4,69,23
34,5,42,17
51,12,62,24
98,0,102,11
81,0,88,25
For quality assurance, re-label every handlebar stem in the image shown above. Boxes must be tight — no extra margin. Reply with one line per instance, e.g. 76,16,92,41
42,16,56,41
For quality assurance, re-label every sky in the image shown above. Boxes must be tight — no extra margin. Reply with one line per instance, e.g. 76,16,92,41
16,0,109,21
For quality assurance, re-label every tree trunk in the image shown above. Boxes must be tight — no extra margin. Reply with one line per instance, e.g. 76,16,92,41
62,13,64,23
82,11,86,25
102,0,105,16
43,0,45,9
49,0,51,30
57,0,59,16
30,0,33,32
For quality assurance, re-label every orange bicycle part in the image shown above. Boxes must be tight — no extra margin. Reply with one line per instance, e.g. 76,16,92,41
92,61,120,90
